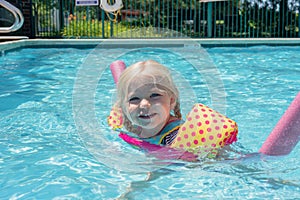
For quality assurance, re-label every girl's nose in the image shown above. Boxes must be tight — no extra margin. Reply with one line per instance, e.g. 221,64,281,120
140,98,150,108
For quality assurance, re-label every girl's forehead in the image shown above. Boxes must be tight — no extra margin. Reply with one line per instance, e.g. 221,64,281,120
128,82,163,93
130,75,154,85
128,81,168,94
127,74,171,94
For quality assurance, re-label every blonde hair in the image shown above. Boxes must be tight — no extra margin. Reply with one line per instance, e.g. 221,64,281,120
116,60,181,134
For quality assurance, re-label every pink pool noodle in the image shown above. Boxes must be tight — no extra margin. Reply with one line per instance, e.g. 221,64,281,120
110,60,126,84
259,92,300,155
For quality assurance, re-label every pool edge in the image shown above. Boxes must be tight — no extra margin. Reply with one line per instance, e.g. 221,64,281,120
1,38,300,52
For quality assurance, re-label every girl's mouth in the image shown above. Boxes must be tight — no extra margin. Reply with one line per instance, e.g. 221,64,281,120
138,113,156,119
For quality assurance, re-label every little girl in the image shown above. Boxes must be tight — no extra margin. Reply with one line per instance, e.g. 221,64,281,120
115,60,183,146
109,60,238,159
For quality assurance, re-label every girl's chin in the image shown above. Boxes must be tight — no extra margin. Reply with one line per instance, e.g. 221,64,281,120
137,122,165,133
137,124,157,130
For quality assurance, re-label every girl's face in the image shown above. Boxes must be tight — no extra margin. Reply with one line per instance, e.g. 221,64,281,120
125,82,176,137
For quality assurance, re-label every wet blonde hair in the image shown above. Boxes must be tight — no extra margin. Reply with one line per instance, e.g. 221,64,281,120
116,60,182,134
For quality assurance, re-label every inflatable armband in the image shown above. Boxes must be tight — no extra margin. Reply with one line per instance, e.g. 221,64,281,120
170,103,238,154
107,105,123,130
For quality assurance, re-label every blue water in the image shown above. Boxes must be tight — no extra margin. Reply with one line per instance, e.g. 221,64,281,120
1,44,300,199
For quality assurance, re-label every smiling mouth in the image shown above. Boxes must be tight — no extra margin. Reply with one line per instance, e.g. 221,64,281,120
138,113,156,119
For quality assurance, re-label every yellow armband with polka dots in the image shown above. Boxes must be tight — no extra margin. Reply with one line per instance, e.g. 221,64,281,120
170,103,238,154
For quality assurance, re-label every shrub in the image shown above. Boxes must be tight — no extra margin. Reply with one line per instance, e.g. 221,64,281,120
62,14,129,38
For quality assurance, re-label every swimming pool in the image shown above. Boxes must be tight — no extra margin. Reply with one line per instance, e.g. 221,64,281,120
1,39,300,199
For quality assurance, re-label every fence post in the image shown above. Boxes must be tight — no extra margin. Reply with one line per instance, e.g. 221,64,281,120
207,2,212,38
109,0,113,38
102,9,105,38
298,14,300,38
29,0,35,38
59,0,64,31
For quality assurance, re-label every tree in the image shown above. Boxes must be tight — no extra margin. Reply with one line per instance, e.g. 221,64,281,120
240,0,300,37
122,0,200,30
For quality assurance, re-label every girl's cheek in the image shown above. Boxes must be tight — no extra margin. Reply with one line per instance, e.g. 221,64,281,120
128,104,137,113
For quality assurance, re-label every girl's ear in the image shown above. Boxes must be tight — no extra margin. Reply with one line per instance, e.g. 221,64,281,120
170,95,176,110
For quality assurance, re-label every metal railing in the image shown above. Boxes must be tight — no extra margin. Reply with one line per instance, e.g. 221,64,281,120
0,0,24,33
32,0,299,38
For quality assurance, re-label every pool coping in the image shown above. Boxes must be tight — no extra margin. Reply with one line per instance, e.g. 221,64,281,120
1,38,300,52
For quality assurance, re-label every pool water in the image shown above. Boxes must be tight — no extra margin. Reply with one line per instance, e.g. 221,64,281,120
1,44,300,199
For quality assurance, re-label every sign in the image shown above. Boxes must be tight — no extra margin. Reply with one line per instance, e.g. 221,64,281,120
76,0,99,6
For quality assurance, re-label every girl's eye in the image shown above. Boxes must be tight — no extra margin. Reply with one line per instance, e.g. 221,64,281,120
150,93,162,98
128,97,140,103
